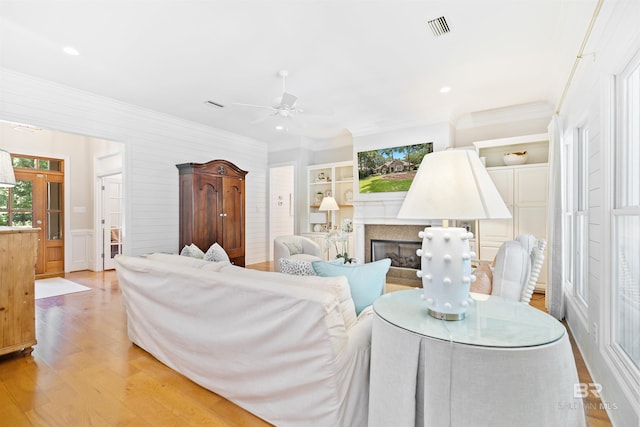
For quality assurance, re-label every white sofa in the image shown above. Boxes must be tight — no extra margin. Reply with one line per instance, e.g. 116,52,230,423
115,253,373,427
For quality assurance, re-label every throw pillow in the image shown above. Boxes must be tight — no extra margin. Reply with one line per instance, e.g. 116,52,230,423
284,241,303,255
471,261,493,295
279,258,345,276
279,258,316,276
204,242,231,262
312,258,391,315
180,243,204,259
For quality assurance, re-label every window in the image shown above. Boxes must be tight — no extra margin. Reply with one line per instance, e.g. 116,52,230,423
574,127,589,305
562,127,589,306
613,50,640,371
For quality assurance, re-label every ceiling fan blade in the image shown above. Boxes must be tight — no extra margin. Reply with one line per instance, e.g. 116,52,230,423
232,102,276,111
280,92,298,108
250,111,277,124
295,105,334,116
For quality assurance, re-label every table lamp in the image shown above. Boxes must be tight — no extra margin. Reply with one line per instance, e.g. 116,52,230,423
397,150,511,320
319,196,340,229
0,149,16,187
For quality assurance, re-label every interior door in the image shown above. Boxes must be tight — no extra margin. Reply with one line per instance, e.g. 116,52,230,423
102,175,123,270
8,166,64,278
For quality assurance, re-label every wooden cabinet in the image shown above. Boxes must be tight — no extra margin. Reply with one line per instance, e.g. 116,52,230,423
0,227,38,356
176,160,248,266
479,165,549,288
474,133,550,290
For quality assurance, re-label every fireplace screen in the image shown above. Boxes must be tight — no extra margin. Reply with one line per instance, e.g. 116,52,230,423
371,239,421,270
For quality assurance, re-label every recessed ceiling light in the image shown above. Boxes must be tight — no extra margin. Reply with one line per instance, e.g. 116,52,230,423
440,86,451,93
62,46,80,56
275,125,285,131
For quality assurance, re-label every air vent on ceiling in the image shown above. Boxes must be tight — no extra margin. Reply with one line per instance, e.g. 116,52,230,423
427,16,450,37
205,100,225,108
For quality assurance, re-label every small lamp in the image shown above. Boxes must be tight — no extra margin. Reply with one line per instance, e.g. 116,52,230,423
319,196,340,229
397,150,511,320
0,149,16,187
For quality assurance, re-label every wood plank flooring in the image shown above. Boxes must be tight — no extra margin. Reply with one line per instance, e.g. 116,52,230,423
0,264,611,426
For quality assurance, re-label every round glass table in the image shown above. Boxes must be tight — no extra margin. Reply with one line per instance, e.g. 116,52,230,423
368,289,585,427
373,288,566,347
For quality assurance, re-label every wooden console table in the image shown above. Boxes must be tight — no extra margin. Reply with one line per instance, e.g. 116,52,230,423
0,227,38,356
369,289,586,427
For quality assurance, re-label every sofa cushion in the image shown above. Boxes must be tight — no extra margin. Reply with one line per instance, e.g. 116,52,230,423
220,263,357,329
180,243,204,259
313,258,391,315
204,242,230,262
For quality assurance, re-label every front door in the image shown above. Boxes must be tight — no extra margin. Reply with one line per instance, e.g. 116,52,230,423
0,155,65,278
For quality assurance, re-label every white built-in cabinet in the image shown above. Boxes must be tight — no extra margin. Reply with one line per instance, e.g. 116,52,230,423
474,133,549,290
303,161,354,260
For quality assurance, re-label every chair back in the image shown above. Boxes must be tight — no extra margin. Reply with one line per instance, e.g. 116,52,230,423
491,234,546,303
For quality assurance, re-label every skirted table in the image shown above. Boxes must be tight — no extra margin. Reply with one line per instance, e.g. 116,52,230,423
369,289,586,427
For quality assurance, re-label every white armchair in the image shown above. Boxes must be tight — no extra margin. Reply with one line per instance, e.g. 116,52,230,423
472,234,546,304
273,235,323,272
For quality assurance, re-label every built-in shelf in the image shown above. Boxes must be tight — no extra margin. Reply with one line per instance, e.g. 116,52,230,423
473,133,549,168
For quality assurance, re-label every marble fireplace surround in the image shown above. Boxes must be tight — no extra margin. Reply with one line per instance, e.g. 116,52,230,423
364,224,428,287
351,197,436,286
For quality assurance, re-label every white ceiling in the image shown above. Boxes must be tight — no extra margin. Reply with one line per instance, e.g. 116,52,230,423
0,1,597,148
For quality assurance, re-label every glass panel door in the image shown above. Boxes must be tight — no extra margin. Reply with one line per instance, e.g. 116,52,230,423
12,155,65,277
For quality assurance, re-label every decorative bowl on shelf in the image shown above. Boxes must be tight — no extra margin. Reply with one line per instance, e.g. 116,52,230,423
503,151,528,166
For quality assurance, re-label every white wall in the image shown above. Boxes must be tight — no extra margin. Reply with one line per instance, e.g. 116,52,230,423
559,1,640,425
0,68,269,265
268,165,295,260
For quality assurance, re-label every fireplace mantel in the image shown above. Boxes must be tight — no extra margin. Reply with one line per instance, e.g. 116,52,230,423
351,198,437,226
352,197,434,286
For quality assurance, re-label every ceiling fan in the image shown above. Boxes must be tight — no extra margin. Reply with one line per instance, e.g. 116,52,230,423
232,70,329,124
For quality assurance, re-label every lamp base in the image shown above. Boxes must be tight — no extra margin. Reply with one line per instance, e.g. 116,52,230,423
427,308,466,321
417,227,476,321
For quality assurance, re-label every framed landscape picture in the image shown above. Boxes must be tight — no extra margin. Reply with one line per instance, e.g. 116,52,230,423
357,142,433,193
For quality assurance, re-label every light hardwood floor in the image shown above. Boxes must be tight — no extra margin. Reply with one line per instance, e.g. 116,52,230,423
0,265,611,426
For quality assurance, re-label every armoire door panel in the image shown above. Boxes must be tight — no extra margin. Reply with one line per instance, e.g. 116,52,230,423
194,176,222,251
221,177,244,259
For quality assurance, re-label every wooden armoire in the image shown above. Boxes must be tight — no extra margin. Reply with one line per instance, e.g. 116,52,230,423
176,159,248,266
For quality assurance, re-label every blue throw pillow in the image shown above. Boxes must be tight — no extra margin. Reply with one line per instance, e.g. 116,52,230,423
312,258,391,315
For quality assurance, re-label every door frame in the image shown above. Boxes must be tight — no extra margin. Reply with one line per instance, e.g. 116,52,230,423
94,151,124,271
8,150,71,273
268,162,297,261
101,174,123,270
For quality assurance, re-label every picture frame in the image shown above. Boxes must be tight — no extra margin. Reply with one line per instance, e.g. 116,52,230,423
357,142,433,194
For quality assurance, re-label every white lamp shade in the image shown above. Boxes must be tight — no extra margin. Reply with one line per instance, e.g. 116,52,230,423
397,150,511,220
0,149,16,187
318,196,340,211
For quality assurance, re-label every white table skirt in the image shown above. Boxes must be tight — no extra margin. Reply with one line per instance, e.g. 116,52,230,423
369,314,586,427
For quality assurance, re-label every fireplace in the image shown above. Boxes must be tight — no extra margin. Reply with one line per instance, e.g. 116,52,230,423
364,224,429,287
371,239,421,270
